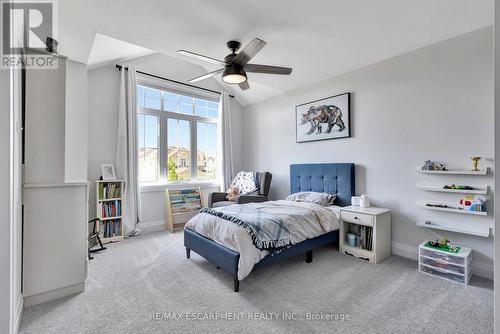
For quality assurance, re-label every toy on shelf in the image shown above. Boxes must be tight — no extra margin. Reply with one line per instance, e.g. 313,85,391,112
470,156,481,171
425,203,455,209
443,184,474,190
426,238,460,254
458,195,485,212
422,160,447,171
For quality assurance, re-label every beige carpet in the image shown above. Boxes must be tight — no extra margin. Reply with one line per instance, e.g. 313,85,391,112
20,231,493,334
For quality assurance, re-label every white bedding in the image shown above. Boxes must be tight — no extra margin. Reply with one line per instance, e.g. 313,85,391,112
185,200,340,280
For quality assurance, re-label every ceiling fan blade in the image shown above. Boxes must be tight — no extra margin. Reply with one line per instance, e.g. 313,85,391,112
232,38,267,66
177,50,227,66
188,69,224,83
245,64,292,75
238,81,250,91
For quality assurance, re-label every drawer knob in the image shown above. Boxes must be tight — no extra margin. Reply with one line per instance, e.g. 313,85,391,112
354,216,359,220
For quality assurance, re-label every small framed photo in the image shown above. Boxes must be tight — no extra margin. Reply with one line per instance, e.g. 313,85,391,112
101,164,117,180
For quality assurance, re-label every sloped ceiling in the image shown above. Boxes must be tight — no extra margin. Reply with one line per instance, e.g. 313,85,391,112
87,33,154,68
59,0,493,106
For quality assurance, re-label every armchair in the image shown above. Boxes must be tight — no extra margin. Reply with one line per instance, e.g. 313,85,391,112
209,172,272,208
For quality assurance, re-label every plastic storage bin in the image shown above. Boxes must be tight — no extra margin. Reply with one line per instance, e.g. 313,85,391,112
418,241,471,285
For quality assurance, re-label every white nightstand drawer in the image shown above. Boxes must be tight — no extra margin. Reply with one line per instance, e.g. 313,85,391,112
342,211,374,226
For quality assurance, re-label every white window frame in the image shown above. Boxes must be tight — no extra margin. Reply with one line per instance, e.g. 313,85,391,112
136,75,219,186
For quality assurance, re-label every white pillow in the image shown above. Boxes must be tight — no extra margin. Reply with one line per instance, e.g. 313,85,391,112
285,192,337,206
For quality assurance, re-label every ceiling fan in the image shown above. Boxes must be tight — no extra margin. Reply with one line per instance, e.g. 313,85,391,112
177,38,292,91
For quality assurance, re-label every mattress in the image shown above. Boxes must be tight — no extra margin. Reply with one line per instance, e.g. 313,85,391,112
185,201,340,280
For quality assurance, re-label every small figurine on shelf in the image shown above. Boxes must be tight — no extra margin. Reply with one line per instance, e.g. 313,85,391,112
426,203,452,209
422,160,447,171
470,156,481,171
443,184,474,190
459,195,486,212
458,196,473,210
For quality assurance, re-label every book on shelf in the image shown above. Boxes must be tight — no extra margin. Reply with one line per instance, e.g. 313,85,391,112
347,223,373,251
100,219,122,238
101,200,121,218
99,182,122,200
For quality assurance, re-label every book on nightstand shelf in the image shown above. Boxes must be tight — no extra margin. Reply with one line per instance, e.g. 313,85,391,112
96,180,124,242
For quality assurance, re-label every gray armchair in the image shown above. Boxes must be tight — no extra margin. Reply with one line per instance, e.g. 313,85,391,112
209,172,272,208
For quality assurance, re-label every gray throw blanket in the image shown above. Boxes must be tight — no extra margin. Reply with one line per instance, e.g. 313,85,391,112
200,203,293,252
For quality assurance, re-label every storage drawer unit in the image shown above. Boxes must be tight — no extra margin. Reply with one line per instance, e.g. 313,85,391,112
418,241,471,284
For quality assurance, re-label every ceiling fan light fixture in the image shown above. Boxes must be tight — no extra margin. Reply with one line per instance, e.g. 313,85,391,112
222,65,247,84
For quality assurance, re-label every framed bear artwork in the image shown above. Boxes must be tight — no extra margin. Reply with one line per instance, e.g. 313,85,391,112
295,92,351,143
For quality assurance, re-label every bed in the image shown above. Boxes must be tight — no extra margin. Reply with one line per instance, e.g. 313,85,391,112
184,163,355,291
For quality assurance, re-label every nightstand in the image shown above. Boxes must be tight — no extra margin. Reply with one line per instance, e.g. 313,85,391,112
339,206,392,263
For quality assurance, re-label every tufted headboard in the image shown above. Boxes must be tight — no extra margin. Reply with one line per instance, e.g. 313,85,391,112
290,163,355,207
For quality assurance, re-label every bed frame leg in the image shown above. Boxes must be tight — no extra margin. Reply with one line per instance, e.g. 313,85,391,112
186,248,190,259
233,278,239,292
306,250,313,263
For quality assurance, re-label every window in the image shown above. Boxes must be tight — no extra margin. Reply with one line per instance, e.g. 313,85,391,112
167,118,190,181
137,114,159,182
137,84,219,183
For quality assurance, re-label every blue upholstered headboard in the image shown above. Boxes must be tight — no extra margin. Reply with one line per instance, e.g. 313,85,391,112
290,163,355,207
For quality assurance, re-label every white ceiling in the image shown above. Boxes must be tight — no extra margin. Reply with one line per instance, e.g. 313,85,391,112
59,0,493,106
87,33,154,68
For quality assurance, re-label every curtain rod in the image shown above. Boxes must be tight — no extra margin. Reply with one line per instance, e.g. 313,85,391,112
115,65,235,98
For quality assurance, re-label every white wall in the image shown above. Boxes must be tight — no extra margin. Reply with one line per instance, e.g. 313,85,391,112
24,60,67,184
0,64,23,333
12,64,23,334
87,53,245,229
494,0,499,331
65,60,88,182
0,61,11,334
244,27,494,278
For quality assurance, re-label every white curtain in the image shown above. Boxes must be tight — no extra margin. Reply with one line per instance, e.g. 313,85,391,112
217,91,234,190
115,67,142,235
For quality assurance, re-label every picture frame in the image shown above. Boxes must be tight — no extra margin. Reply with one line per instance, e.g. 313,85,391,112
295,92,350,143
101,164,117,180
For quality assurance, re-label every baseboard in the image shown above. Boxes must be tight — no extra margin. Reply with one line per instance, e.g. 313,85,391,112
141,220,166,234
471,260,494,280
24,283,85,308
391,242,418,260
14,297,23,334
391,242,493,280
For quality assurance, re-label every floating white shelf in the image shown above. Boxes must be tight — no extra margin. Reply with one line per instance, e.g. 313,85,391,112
98,197,123,202
416,220,490,237
416,184,487,195
417,203,487,216
100,216,122,220
417,168,488,175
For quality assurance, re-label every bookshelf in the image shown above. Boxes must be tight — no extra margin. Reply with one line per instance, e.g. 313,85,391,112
166,188,203,232
96,180,124,242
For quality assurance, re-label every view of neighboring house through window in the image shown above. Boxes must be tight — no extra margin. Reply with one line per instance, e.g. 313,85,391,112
137,84,219,183
167,118,190,181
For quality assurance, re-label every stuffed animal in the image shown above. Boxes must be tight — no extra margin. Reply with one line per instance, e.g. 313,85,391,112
226,185,240,201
